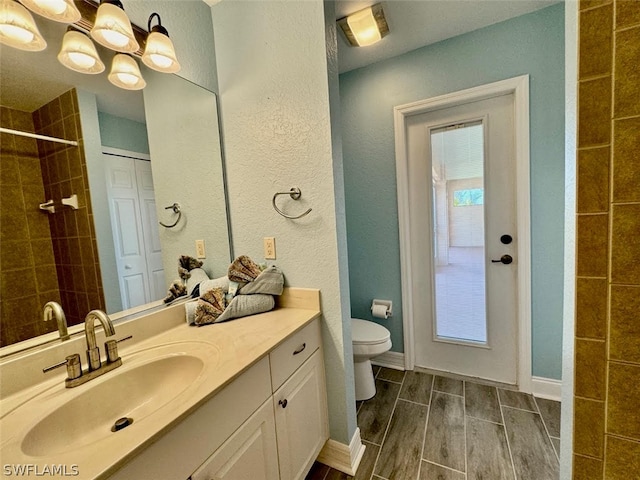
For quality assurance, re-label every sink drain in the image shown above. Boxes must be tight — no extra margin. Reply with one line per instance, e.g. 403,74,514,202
111,417,134,432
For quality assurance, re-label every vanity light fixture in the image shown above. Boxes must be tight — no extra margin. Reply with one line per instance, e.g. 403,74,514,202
337,3,389,47
0,0,46,50
90,0,139,53
108,53,146,90
58,27,105,74
19,0,80,23
141,13,180,73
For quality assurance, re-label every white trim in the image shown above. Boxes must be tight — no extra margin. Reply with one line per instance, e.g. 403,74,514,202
371,351,405,371
394,75,532,390
317,427,365,476
101,146,151,161
531,376,562,402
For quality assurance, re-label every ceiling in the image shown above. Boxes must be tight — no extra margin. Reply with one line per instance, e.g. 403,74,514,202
335,0,559,73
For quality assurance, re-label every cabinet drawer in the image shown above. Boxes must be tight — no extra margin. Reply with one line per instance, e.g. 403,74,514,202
270,319,320,391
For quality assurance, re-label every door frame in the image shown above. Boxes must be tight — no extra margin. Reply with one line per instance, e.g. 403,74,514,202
393,75,532,392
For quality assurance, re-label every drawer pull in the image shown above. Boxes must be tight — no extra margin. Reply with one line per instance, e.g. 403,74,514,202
293,343,306,355
279,399,288,408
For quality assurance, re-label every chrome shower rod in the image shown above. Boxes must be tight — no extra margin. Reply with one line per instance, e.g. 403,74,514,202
0,127,78,147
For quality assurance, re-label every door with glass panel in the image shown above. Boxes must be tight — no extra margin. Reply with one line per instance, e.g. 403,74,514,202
410,94,517,384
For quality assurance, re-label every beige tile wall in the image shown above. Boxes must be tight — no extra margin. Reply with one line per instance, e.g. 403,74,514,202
574,0,640,477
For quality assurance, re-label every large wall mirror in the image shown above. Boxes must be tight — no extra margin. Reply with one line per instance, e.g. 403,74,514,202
0,9,231,353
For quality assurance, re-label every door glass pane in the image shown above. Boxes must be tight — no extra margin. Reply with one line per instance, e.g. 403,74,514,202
431,122,486,343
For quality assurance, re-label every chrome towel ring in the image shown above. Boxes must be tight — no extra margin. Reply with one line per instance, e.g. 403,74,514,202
272,188,312,219
159,203,182,228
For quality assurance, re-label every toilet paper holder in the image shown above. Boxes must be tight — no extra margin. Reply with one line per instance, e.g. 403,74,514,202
371,299,393,319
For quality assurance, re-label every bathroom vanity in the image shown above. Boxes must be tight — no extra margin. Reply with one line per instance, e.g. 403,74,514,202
0,288,327,480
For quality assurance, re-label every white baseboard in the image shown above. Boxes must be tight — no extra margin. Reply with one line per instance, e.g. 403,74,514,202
531,376,562,401
317,428,366,476
371,351,405,371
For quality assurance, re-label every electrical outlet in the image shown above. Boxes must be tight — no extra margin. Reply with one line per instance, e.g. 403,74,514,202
263,237,276,260
195,239,206,258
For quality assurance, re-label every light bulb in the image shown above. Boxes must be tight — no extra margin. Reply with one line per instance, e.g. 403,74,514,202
0,23,33,43
116,72,137,85
68,51,96,68
149,53,172,68
33,0,66,15
100,28,128,48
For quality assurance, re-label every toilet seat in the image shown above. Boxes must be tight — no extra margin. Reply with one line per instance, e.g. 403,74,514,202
352,318,390,345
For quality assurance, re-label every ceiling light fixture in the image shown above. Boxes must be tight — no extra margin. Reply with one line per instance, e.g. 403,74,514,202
90,0,139,53
337,3,389,47
141,13,180,73
58,28,105,74
0,0,46,50
108,53,145,90
19,0,80,23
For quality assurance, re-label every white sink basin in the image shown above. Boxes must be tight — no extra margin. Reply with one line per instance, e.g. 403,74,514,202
10,341,217,458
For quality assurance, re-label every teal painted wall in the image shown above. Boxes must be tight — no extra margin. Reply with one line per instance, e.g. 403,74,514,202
97,111,150,155
340,4,565,379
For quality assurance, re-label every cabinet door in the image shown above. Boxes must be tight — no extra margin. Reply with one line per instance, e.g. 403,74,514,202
191,399,279,480
274,351,329,480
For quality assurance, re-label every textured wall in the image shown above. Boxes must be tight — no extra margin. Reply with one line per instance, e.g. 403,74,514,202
211,0,356,444
97,112,150,155
572,0,640,477
339,4,565,379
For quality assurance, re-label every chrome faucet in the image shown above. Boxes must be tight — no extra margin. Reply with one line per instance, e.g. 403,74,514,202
43,301,70,341
84,309,116,371
43,309,131,388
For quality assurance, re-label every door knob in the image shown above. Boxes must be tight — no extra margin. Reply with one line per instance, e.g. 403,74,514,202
491,254,513,264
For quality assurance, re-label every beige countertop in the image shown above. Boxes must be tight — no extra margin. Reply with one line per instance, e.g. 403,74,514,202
0,288,321,479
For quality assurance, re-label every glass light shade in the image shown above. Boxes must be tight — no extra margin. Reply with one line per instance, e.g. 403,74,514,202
58,29,105,74
142,30,180,73
346,7,381,47
0,0,46,51
90,1,139,53
108,53,145,90
20,0,80,23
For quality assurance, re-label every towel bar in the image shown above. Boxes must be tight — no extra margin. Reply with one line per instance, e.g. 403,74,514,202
272,188,312,219
159,203,182,228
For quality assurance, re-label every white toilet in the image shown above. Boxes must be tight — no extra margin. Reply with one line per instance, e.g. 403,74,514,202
351,318,392,401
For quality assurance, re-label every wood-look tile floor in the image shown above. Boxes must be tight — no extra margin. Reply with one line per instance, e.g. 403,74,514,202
306,367,561,480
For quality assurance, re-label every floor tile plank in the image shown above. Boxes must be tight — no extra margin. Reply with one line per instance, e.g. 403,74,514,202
355,441,380,480
399,371,434,405
423,392,466,472
420,461,465,480
374,400,429,480
498,389,537,411
358,380,401,444
305,462,330,480
466,416,515,480
551,437,560,458
502,406,559,480
377,367,405,383
535,397,561,438
434,376,464,396
465,382,502,423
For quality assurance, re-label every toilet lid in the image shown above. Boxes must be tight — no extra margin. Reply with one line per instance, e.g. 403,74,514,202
351,318,391,345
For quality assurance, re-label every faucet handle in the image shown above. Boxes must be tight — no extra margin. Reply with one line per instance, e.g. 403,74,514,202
105,335,133,363
43,354,82,380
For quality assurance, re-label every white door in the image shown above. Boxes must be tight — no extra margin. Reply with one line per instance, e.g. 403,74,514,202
407,93,519,384
104,153,164,309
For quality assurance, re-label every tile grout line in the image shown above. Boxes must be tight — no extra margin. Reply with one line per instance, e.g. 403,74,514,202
499,403,538,415
432,389,464,398
422,459,467,476
533,396,560,463
462,380,468,479
498,390,519,480
465,412,504,426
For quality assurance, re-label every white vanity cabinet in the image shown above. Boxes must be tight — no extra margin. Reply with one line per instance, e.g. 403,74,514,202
108,318,327,480
192,319,328,480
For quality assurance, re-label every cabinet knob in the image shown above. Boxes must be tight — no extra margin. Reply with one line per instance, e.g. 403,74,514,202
279,399,288,408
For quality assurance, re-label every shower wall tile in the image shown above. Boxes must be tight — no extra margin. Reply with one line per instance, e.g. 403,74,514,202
578,77,611,147
609,285,640,364
580,0,611,10
610,204,640,284
613,27,640,118
573,454,603,480
604,436,640,479
576,214,609,277
574,339,606,400
575,277,607,339
577,146,609,213
615,0,640,28
573,397,605,458
612,117,640,203
607,362,640,440
579,4,613,79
